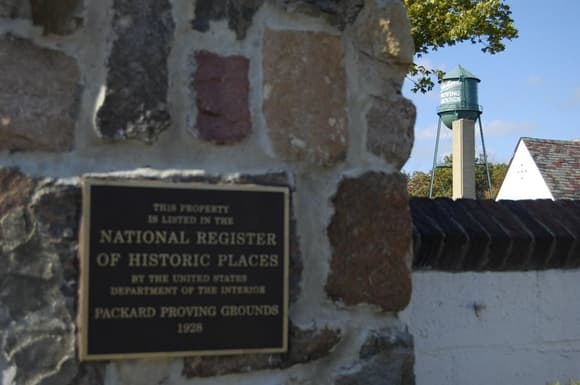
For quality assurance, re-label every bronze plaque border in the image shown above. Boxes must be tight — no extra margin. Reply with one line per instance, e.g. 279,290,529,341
78,177,290,361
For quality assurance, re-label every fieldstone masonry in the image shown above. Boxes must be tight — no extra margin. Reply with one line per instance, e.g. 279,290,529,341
0,37,80,152
366,97,416,169
0,0,416,384
193,51,251,144
96,0,174,143
326,172,412,312
262,29,348,167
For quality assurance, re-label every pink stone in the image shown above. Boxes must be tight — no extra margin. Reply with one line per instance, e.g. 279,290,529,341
193,50,251,144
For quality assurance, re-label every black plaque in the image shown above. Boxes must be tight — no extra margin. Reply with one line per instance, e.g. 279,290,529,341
79,178,289,360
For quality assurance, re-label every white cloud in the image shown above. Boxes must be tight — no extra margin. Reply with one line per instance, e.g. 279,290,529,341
570,86,580,105
415,125,452,140
414,57,451,74
527,75,544,87
483,119,538,137
404,136,453,172
414,57,435,71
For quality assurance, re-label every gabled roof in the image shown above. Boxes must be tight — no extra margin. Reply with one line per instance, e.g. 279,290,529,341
521,137,580,200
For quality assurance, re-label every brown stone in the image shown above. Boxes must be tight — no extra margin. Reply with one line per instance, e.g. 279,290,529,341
366,96,416,169
193,51,251,144
0,37,80,152
0,169,36,257
182,324,341,378
0,169,36,216
263,29,348,167
30,0,83,35
326,172,412,312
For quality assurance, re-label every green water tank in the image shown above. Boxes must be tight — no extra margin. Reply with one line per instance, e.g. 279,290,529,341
437,65,482,129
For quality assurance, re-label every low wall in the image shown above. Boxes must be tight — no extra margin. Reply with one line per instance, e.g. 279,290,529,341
408,198,580,385
402,270,580,385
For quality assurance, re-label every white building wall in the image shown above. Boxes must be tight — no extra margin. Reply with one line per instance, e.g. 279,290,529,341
400,270,580,385
496,141,554,200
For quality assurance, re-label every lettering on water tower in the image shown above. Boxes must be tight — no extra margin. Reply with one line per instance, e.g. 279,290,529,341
78,178,289,360
440,80,462,104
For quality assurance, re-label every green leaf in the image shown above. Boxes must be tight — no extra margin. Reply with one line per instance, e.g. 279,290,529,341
403,0,518,93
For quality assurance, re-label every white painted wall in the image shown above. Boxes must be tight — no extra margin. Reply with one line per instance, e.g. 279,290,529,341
496,140,553,200
400,270,580,385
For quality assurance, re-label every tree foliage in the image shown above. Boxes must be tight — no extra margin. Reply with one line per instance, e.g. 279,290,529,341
406,155,508,199
403,0,518,93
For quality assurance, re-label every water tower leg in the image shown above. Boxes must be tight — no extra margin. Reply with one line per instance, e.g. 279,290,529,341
452,119,475,199
477,116,493,199
429,118,443,198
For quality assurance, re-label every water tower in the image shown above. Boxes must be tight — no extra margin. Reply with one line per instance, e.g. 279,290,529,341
429,65,492,199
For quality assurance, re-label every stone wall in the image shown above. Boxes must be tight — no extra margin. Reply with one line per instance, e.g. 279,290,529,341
0,1,416,384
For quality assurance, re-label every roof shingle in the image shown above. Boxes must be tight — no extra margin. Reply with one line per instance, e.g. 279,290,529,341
522,137,580,200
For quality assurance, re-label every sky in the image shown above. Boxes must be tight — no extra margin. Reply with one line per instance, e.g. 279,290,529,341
402,0,580,172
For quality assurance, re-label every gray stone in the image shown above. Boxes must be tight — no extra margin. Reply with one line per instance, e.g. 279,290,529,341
183,324,341,377
335,328,415,385
68,364,107,385
0,169,80,385
274,0,364,30
0,207,32,253
30,185,82,285
0,37,80,152
0,271,76,385
191,0,264,40
7,333,77,385
96,0,174,143
366,96,416,169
